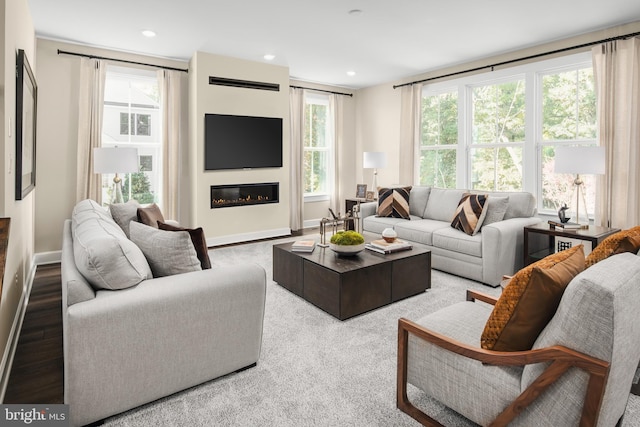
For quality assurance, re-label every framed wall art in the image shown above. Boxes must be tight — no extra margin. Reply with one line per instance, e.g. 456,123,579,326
356,184,367,199
15,49,37,200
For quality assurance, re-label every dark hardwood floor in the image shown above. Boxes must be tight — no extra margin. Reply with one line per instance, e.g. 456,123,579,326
4,263,63,404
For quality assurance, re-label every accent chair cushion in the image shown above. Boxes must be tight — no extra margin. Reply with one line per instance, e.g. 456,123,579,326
451,193,488,236
129,222,202,277
158,221,212,270
585,226,640,267
137,203,165,228
481,244,585,351
109,199,141,238
376,186,412,220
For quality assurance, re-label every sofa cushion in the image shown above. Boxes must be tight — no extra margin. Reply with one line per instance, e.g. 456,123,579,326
129,222,202,277
481,245,585,351
110,199,141,238
432,227,483,258
585,226,640,267
72,199,113,223
480,196,509,228
377,186,411,219
72,217,152,290
451,193,488,236
474,191,536,219
137,203,165,228
394,219,451,246
408,186,431,217
363,215,420,234
158,221,212,270
423,188,467,222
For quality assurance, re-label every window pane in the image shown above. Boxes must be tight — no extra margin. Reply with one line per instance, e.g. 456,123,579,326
470,147,522,191
577,68,596,139
419,148,456,188
421,92,458,146
472,80,525,144
136,114,151,136
304,150,328,194
120,112,129,135
541,146,596,214
309,104,327,148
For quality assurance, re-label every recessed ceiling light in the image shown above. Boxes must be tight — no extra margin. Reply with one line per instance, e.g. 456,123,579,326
264,54,276,61
142,30,156,38
348,9,363,15
347,71,356,77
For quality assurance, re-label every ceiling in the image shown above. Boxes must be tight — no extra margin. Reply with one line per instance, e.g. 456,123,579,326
28,0,640,89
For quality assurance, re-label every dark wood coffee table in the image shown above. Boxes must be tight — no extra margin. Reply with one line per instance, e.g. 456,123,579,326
273,241,431,320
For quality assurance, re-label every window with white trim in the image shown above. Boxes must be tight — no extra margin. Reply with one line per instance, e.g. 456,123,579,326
303,93,333,200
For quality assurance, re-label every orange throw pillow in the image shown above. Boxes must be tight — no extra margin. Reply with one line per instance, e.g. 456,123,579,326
481,245,585,352
585,226,640,267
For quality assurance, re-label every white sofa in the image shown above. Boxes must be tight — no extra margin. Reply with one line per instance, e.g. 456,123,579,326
360,187,542,286
61,200,266,426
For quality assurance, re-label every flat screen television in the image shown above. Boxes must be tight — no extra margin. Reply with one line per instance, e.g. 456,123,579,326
204,113,283,170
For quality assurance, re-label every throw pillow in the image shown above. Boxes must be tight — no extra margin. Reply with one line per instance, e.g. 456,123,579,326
137,203,165,229
481,244,585,352
376,187,412,220
585,226,640,267
481,196,509,228
158,221,212,269
450,193,488,236
109,199,141,238
129,222,202,277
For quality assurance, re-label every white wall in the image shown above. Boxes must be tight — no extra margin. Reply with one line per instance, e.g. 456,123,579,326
0,0,35,396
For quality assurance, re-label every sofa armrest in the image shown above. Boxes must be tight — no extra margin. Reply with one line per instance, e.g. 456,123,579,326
481,217,542,286
64,264,266,426
359,201,378,219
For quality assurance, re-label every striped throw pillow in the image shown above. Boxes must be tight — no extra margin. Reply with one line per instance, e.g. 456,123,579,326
376,187,412,219
451,193,488,235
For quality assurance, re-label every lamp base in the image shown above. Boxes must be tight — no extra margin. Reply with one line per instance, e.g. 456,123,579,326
569,175,590,226
111,174,124,205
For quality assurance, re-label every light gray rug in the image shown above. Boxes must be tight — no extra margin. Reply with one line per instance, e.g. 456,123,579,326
103,236,640,427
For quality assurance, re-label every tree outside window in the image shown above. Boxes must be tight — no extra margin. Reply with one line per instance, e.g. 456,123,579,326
304,94,332,197
419,91,457,188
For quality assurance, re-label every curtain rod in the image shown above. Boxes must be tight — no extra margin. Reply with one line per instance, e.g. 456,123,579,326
290,85,353,97
57,49,189,73
393,31,640,89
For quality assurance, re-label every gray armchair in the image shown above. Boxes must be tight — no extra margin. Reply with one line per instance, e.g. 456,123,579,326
397,252,640,426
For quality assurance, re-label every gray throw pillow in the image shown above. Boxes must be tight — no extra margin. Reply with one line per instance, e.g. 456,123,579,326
129,221,202,278
109,199,140,238
481,196,509,228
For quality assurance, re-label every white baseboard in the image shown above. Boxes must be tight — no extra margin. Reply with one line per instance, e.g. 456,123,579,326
303,219,321,229
34,250,62,265
207,227,291,247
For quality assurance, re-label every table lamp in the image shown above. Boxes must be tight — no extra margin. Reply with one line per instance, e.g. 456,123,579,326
363,151,387,199
554,146,605,226
94,147,139,204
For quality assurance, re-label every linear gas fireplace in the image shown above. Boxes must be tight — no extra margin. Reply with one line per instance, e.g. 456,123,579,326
210,182,279,209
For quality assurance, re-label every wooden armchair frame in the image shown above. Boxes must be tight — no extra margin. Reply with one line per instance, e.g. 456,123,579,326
397,290,610,427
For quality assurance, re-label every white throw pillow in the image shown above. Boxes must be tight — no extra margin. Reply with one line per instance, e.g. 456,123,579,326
109,199,141,238
129,222,202,278
481,196,510,228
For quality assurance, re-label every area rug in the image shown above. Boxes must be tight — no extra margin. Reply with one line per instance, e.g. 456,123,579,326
103,236,640,427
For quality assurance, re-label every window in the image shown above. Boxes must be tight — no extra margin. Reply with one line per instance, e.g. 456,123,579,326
417,52,596,215
303,93,333,199
102,66,162,205
419,90,457,188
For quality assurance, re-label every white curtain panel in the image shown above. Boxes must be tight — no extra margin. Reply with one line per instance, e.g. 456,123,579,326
592,38,640,229
399,83,422,185
329,94,343,214
159,69,185,222
289,88,305,231
76,58,106,203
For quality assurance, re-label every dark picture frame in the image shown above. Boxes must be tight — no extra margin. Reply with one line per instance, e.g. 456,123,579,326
15,49,37,200
356,184,367,199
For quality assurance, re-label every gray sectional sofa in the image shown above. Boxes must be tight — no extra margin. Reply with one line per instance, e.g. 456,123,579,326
360,187,542,286
61,199,267,426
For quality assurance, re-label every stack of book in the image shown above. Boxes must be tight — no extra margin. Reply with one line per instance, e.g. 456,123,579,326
291,240,316,253
548,220,586,230
365,239,412,254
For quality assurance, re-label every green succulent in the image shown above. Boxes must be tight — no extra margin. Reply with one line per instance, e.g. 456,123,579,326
330,230,365,246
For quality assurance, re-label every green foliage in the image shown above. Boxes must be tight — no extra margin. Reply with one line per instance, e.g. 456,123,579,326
304,102,329,194
330,231,365,246
123,166,155,204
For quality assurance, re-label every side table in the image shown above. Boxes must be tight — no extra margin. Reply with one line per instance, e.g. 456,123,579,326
523,222,620,266
344,198,370,231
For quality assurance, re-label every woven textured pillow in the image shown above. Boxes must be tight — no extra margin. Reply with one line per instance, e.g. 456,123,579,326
585,226,640,267
481,244,585,351
376,187,412,219
451,193,487,235
158,221,212,270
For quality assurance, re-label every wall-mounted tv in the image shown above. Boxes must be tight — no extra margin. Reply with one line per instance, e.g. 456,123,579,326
204,113,283,171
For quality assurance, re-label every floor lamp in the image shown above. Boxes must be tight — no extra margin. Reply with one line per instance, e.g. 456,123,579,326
363,151,388,200
94,147,139,204
554,146,605,226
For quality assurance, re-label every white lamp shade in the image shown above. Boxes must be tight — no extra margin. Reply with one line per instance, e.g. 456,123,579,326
93,147,139,174
363,151,388,169
554,146,605,175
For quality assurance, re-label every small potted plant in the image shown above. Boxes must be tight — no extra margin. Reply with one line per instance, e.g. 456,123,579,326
329,230,365,256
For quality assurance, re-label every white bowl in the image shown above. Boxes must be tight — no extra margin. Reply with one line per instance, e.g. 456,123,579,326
329,242,365,256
